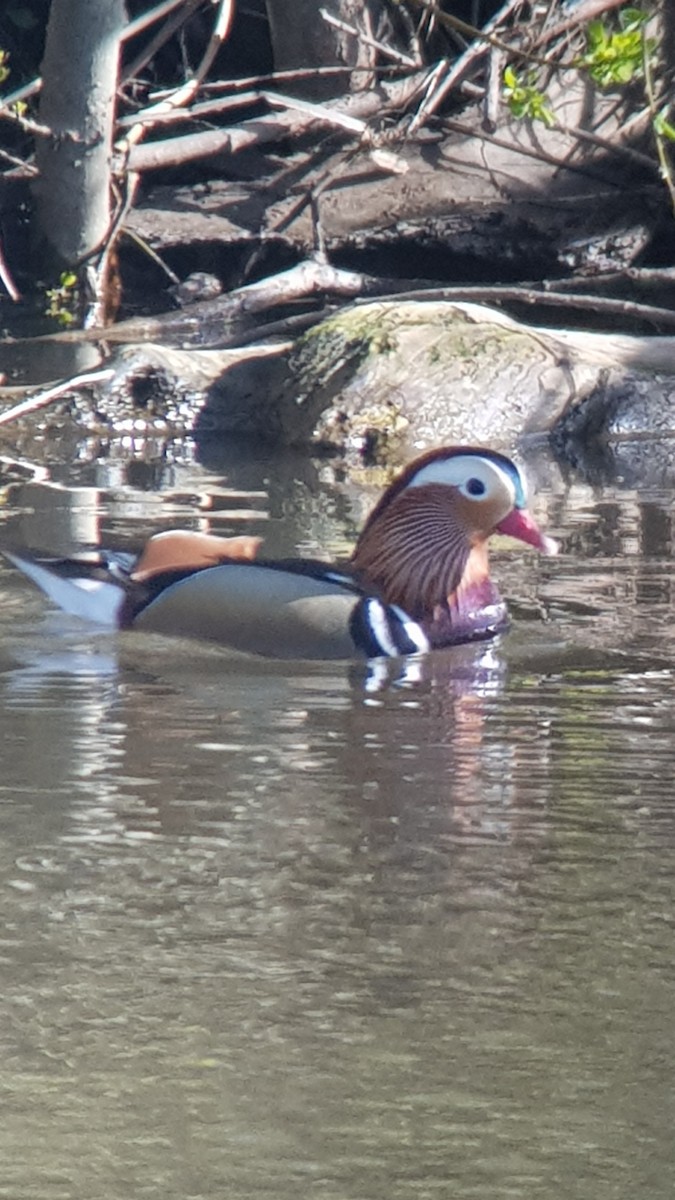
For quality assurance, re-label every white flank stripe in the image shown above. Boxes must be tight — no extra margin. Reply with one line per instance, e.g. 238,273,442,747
365,599,399,657
390,605,430,654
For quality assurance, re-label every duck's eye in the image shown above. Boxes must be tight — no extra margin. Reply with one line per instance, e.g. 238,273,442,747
465,477,486,497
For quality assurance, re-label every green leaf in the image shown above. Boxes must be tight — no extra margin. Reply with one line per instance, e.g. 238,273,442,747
654,110,675,141
586,20,607,49
619,7,648,30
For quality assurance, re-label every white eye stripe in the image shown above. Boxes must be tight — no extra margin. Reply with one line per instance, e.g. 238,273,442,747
405,454,518,506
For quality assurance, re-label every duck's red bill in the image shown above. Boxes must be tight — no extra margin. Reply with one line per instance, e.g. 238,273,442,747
496,509,558,555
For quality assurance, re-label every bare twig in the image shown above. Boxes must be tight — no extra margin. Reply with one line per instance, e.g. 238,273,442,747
528,266,675,293
555,118,658,174
201,66,367,94
484,46,506,132
320,7,419,67
262,90,368,135
429,69,659,180
122,0,204,83
0,77,42,115
531,0,629,47
124,0,197,41
0,236,21,301
357,283,675,330
410,0,524,132
84,171,143,328
642,31,675,216
0,146,38,175
116,89,260,129
120,0,235,157
0,107,51,137
123,227,181,287
625,266,675,284
440,116,626,185
408,0,555,68
192,0,236,87
124,73,426,171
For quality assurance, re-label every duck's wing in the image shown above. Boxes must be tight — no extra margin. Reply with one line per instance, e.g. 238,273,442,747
131,560,430,660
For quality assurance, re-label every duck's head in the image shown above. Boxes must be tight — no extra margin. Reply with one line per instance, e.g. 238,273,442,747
351,446,557,638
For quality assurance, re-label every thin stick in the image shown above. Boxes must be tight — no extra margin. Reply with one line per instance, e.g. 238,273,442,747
262,90,368,135
122,225,181,285
122,0,203,83
200,66,368,95
440,114,655,182
116,89,259,129
483,46,506,132
123,76,426,171
120,0,236,156
531,0,629,47
642,30,675,216
124,0,197,42
319,7,419,67
356,284,675,330
0,147,38,174
0,77,42,114
0,235,21,301
407,0,554,68
192,0,236,86
409,0,524,132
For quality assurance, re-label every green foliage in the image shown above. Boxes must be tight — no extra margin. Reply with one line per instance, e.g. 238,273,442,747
503,65,555,128
0,49,10,85
576,7,654,88
45,272,79,326
654,108,675,142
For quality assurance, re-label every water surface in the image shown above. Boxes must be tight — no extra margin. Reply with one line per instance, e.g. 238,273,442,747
0,443,674,1200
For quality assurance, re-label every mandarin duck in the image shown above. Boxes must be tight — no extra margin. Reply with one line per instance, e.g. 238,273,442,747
4,446,557,659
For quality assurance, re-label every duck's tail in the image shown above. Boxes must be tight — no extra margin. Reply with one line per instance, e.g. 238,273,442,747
4,550,126,627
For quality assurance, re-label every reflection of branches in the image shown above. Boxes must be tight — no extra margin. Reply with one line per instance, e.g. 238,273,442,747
0,369,114,427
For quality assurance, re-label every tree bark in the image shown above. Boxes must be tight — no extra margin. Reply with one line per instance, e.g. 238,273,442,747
33,0,126,272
